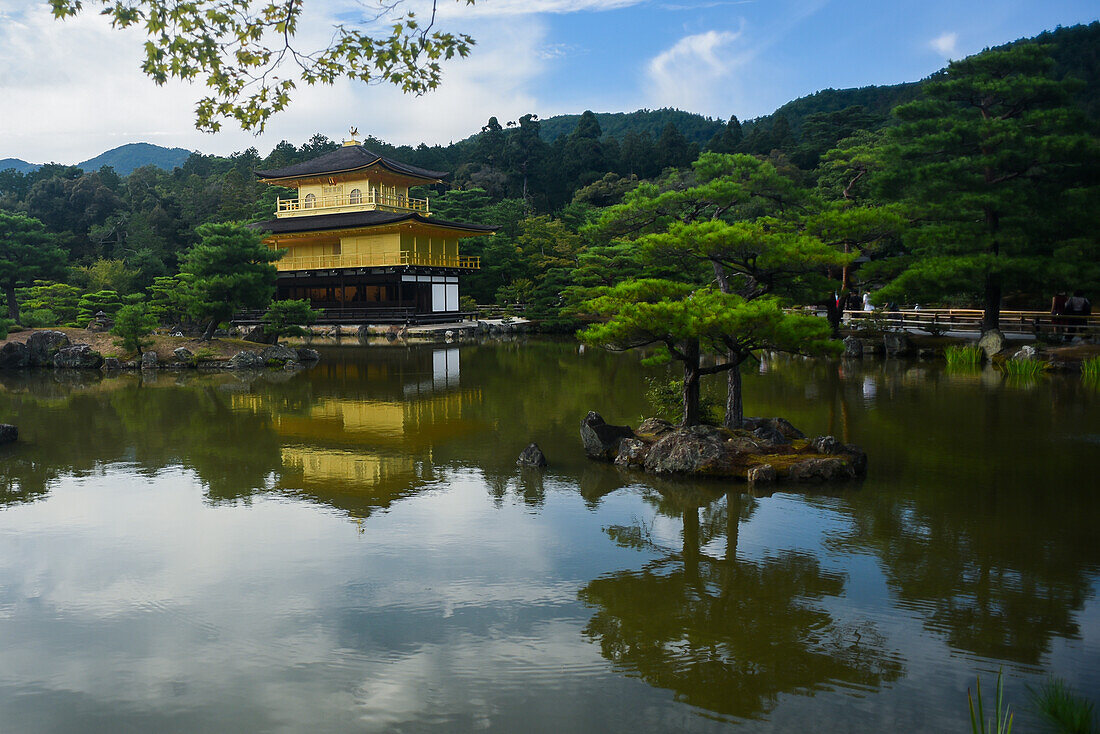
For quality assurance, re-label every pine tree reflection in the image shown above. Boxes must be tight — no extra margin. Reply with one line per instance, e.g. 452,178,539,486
580,488,903,720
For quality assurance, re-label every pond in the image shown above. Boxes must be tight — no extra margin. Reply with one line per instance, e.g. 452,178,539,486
0,339,1098,732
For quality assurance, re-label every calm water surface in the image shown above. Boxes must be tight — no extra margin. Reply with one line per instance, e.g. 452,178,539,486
0,340,1098,732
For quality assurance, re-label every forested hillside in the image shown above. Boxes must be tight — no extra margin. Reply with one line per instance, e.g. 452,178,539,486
77,143,194,176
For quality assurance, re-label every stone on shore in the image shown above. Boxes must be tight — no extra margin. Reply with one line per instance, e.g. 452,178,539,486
260,344,299,365
26,331,70,367
516,442,548,468
0,341,29,369
842,336,863,358
141,351,158,369
296,347,321,362
747,464,776,484
614,438,651,468
102,357,121,371
242,325,276,345
978,329,1006,360
788,457,857,483
636,417,674,436
53,345,104,369
173,347,193,363
743,416,805,440
226,351,264,370
644,424,738,476
0,424,17,444
580,412,634,461
753,425,789,446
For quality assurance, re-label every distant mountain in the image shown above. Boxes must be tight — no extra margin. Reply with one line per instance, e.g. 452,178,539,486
77,142,194,175
537,108,725,146
0,158,40,174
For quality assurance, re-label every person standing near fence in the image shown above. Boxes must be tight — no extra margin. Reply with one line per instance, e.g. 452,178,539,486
1064,290,1091,338
1051,291,1068,339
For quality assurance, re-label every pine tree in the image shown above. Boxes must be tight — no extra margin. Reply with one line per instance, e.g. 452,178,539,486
879,44,1100,330
0,212,66,323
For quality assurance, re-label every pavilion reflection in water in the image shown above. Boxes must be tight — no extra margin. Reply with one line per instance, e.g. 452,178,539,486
232,346,482,518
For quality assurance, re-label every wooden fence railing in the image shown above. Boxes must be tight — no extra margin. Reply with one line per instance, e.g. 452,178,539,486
845,308,1099,338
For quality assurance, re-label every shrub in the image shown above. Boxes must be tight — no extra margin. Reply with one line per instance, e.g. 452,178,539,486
111,303,159,356
20,308,57,328
261,299,317,343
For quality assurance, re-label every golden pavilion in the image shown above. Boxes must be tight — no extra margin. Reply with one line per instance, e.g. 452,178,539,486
252,135,494,321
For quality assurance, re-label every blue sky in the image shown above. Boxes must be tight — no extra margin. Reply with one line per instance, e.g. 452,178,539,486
0,0,1096,163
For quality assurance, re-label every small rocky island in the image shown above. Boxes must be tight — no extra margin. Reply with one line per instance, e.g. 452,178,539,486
581,412,866,484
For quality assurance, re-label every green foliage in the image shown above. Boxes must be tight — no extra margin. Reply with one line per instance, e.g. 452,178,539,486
179,222,280,337
1029,677,1097,734
111,303,159,355
645,375,723,425
458,295,478,313
1081,356,1100,381
968,670,1014,734
877,43,1100,327
261,299,317,342
73,258,139,294
0,318,12,340
16,281,82,326
20,309,58,328
76,290,124,327
51,0,477,133
1000,359,1046,378
944,345,984,368
0,211,67,322
146,275,191,326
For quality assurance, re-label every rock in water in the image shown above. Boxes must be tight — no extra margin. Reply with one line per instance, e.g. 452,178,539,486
788,457,857,483
102,357,121,371
1012,345,1038,361
977,330,1006,360
644,425,734,476
516,442,548,468
296,348,321,362
260,344,299,365
0,424,16,444
883,332,912,357
747,464,776,484
26,331,70,367
743,417,805,440
580,412,634,461
614,438,651,468
753,425,788,446
842,336,863,358
636,417,674,436
53,345,104,369
811,436,843,455
0,341,29,369
141,352,158,369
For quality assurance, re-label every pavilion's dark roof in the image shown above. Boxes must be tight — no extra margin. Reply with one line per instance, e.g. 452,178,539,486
254,145,448,181
252,210,496,235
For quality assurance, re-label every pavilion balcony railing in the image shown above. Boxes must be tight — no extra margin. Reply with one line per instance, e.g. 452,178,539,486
276,191,429,217
275,251,480,271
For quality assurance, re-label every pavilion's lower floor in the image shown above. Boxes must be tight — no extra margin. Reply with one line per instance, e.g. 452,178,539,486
257,266,468,324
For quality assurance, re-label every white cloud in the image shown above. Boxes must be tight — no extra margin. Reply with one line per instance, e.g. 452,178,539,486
0,2,547,163
436,0,645,17
646,30,744,115
930,31,958,59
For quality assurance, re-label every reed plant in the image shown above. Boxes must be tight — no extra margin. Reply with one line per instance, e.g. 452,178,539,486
1029,678,1095,734
1000,359,1046,378
969,670,1014,734
1081,356,1100,381
945,345,983,369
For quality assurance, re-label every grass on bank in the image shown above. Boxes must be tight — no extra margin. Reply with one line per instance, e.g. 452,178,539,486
999,359,1046,378
1029,678,1097,734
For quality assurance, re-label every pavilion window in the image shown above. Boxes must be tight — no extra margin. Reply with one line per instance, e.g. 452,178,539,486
349,188,362,204
304,193,316,209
